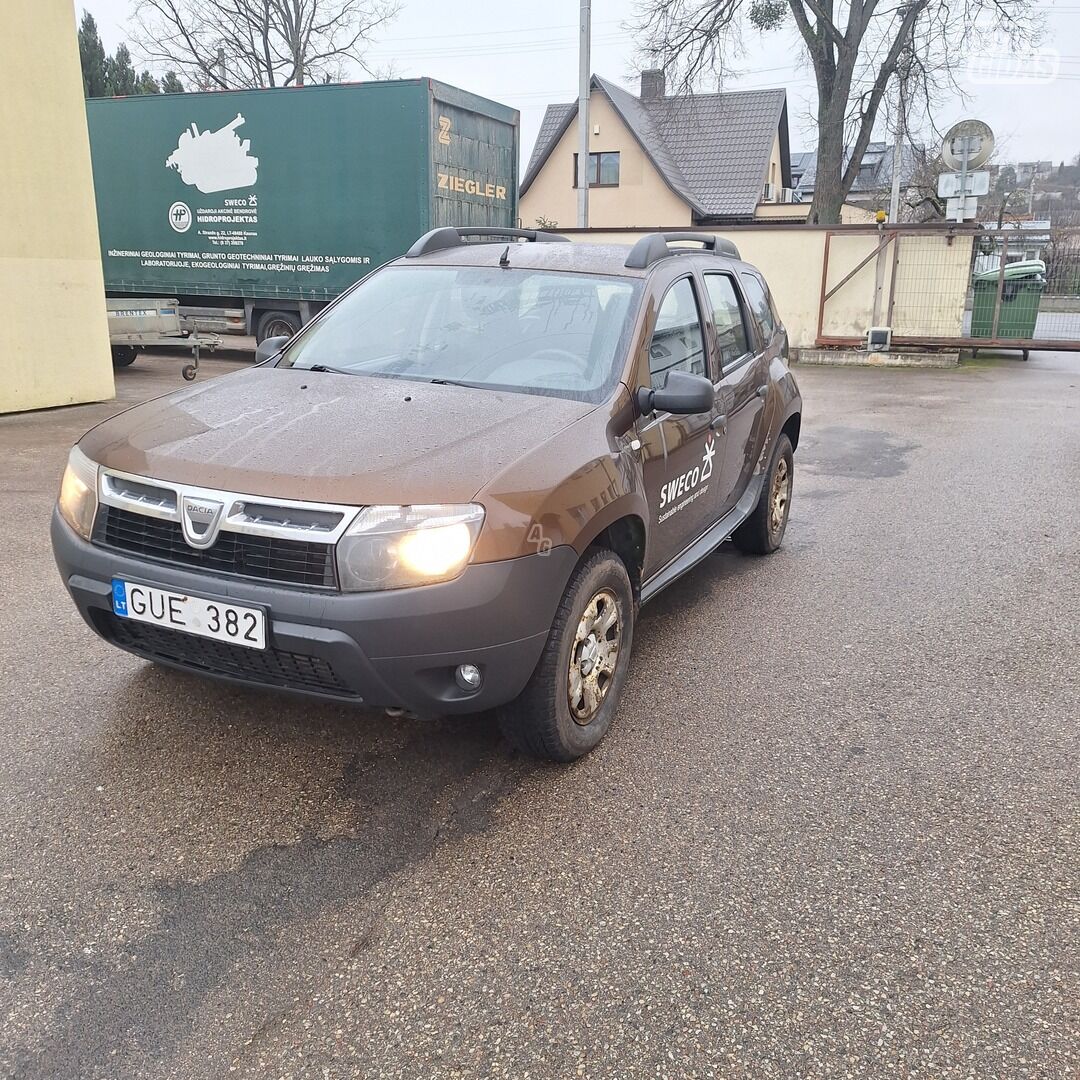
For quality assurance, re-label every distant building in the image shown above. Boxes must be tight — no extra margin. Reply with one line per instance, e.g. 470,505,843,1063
1016,160,1053,184
519,70,795,228
789,150,815,190
791,142,920,212
972,219,1053,275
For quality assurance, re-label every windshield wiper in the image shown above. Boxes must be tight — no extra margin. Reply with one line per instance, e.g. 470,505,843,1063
428,377,483,389
305,363,358,376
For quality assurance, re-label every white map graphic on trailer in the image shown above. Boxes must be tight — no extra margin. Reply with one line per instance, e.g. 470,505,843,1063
166,114,259,193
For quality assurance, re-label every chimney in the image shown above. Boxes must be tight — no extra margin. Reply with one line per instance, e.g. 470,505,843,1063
640,68,666,102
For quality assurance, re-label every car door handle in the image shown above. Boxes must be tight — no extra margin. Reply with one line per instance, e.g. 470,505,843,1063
710,414,727,431
756,384,768,399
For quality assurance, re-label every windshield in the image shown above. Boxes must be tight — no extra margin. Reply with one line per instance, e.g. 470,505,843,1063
278,265,640,402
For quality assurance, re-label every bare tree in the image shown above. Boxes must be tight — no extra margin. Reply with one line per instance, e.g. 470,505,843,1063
990,165,1025,228
132,0,398,90
882,142,943,221
632,0,1040,224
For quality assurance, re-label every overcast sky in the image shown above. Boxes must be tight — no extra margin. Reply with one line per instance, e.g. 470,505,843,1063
81,0,1080,167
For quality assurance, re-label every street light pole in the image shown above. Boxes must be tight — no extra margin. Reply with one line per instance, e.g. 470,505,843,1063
576,0,591,228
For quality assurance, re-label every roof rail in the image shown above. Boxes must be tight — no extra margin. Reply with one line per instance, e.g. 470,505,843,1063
624,232,741,269
406,226,571,258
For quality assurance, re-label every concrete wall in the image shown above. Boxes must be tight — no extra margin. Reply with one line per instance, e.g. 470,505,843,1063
568,227,834,347
1,0,113,414
561,226,974,350
519,91,692,230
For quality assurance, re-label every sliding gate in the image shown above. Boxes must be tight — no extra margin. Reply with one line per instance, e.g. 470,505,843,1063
816,225,1080,354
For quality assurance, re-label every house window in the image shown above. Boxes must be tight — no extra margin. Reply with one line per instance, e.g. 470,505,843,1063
572,152,620,188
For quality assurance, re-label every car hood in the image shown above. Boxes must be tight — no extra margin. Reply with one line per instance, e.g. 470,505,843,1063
80,367,597,505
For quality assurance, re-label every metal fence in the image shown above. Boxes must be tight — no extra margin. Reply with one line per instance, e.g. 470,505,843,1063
816,225,1080,354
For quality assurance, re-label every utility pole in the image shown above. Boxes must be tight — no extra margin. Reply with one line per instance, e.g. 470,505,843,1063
888,59,907,222
954,138,970,223
576,0,591,228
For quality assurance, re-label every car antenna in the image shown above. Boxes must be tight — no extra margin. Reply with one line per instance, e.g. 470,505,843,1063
498,244,510,267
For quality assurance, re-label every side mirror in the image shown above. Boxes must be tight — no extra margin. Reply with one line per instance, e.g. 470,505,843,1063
255,335,291,364
636,370,714,416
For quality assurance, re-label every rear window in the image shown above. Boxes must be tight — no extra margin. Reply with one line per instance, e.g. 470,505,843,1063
279,265,640,403
740,273,780,341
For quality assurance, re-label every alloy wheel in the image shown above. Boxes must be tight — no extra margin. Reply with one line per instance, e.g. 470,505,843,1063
770,456,791,537
567,588,621,724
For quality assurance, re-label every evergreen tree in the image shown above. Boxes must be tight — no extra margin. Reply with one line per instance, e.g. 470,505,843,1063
160,71,185,94
136,70,161,94
105,44,138,96
78,12,108,97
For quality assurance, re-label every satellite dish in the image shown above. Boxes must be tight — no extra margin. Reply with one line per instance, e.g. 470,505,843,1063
941,119,995,171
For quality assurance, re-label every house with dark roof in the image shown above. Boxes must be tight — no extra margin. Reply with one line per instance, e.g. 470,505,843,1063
519,70,795,229
792,142,920,211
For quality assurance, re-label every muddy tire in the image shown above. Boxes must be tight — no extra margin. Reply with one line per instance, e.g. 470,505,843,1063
733,433,793,555
497,549,634,762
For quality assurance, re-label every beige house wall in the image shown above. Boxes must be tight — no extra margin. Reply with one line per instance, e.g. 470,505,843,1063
1,0,113,414
755,202,877,224
764,131,782,192
755,202,809,221
566,227,973,350
519,92,692,230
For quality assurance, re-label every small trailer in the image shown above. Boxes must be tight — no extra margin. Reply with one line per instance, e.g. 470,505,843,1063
106,298,219,381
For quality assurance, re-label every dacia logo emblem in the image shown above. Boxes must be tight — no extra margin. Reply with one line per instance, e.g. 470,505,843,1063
180,494,224,548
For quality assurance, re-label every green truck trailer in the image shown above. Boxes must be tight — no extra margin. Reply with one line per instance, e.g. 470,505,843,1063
87,79,519,345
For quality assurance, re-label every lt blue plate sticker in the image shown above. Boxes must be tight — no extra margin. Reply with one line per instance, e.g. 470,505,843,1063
111,578,129,617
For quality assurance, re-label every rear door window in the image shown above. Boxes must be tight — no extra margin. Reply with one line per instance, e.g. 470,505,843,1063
648,277,707,390
739,273,779,343
703,273,751,370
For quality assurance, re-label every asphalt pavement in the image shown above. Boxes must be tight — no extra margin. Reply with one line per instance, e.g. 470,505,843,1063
0,347,1076,1079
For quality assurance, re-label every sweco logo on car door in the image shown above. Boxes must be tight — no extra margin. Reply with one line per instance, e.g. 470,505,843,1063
658,434,716,523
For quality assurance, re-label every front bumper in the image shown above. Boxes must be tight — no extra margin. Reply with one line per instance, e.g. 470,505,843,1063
51,509,576,715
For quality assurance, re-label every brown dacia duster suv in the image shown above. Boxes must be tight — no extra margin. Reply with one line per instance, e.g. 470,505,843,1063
53,228,802,761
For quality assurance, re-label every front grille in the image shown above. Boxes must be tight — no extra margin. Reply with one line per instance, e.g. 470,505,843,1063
93,610,358,697
93,506,336,589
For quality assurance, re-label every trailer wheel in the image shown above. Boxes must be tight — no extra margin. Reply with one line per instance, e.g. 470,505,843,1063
256,310,301,344
111,345,138,368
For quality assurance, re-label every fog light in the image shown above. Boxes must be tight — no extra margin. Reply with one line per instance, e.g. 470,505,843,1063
455,663,482,692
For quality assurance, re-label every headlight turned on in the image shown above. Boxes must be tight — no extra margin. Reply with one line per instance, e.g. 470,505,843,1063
58,445,99,540
336,504,485,591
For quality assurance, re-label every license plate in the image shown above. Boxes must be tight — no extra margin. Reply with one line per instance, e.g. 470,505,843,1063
111,579,266,650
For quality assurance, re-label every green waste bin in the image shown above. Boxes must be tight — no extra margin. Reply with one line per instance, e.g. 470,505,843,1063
970,260,1045,340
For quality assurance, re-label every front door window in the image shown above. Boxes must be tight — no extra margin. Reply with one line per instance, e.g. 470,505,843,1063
648,277,708,389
